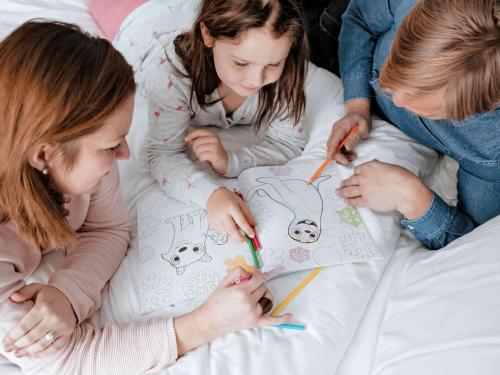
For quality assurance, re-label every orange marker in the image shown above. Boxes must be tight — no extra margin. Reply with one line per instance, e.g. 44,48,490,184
307,124,360,184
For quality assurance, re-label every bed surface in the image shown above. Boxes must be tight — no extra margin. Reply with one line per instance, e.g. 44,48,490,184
1,2,499,374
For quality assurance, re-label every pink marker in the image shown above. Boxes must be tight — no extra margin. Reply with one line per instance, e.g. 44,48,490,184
234,274,252,285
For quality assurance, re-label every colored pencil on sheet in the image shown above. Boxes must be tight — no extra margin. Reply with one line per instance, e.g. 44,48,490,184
252,233,262,250
272,323,306,331
307,124,360,184
271,267,323,316
251,236,259,251
235,190,262,250
246,235,261,269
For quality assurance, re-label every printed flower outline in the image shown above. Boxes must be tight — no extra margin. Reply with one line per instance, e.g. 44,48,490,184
140,274,173,313
183,270,220,298
138,213,161,240
289,247,311,263
337,207,363,228
225,255,255,274
138,245,155,263
339,231,376,258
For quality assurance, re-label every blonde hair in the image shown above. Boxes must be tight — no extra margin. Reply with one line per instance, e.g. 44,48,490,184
380,0,500,120
0,21,135,250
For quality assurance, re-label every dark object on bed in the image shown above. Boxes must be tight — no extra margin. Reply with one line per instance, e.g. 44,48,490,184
300,0,350,77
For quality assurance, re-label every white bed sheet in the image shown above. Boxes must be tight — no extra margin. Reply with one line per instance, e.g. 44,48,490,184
2,2,497,375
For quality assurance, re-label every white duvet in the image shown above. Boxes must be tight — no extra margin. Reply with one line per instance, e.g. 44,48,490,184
1,2,499,375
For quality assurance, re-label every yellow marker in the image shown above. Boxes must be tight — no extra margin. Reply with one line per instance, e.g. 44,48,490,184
271,267,323,316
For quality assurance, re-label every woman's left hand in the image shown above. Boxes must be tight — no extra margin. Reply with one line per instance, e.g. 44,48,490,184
186,129,228,175
3,284,77,358
336,160,433,219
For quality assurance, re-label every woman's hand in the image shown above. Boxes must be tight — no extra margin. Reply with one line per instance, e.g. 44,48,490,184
3,284,77,358
336,159,433,219
207,187,256,242
327,99,372,164
186,129,228,175
174,268,292,356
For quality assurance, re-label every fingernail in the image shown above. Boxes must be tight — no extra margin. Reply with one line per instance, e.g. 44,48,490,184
259,297,273,314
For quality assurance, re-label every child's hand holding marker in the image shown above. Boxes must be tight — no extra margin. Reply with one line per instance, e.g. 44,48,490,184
206,187,256,242
174,268,292,355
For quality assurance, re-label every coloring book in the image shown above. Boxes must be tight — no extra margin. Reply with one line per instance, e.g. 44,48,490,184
137,159,379,313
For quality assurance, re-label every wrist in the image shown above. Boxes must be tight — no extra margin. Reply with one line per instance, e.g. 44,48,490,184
208,186,227,201
345,98,370,116
399,179,433,220
173,307,214,357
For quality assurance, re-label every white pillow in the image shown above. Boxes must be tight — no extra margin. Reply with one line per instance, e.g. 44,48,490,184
0,0,102,38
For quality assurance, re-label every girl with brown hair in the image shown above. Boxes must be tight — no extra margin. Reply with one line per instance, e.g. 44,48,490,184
0,20,289,374
90,0,309,243
327,0,500,249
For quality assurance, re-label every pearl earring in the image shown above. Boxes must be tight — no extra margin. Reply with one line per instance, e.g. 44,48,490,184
42,168,49,175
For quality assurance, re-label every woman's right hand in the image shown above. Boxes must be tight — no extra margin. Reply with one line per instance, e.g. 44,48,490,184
327,99,372,164
206,187,256,242
174,269,292,356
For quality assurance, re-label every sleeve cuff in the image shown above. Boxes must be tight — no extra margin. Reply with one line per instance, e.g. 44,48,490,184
48,272,89,324
224,151,251,178
165,317,178,362
400,192,452,239
342,74,373,102
189,175,224,208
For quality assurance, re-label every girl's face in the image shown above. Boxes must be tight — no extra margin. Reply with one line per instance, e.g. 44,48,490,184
48,95,134,195
205,26,293,98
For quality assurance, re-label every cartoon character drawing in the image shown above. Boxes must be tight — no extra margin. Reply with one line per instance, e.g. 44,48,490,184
161,209,227,275
246,175,331,243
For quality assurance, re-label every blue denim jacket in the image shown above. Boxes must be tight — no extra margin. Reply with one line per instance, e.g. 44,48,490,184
339,0,500,249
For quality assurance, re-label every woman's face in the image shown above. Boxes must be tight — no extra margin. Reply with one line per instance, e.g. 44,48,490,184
48,94,134,195
391,90,448,120
205,26,293,98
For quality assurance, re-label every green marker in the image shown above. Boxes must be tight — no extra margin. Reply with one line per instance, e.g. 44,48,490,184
245,235,261,269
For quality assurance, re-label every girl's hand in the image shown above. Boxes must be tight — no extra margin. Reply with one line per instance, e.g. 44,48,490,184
207,187,256,242
186,129,228,175
327,99,372,164
3,284,77,358
335,160,433,219
174,268,292,356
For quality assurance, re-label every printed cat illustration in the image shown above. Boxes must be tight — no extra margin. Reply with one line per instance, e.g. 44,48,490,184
161,209,227,275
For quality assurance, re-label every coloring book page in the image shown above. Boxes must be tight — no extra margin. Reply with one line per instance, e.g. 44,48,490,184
137,159,379,313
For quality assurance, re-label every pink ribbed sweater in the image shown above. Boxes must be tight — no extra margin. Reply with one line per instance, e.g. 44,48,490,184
0,164,177,374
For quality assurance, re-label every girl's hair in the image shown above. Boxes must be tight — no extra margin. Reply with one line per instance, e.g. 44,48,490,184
379,0,500,120
0,20,135,250
174,0,308,126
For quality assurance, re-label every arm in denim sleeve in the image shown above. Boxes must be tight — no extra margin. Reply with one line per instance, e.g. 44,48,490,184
400,192,476,250
339,0,400,101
